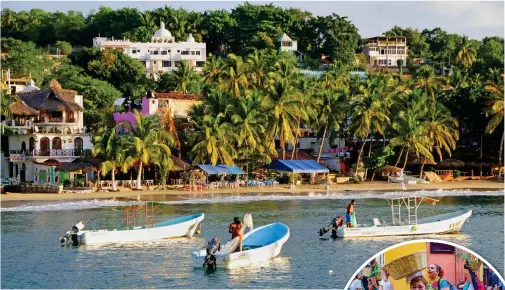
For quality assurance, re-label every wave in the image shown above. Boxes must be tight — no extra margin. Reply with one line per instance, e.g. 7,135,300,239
1,199,141,212
1,189,502,212
159,189,503,205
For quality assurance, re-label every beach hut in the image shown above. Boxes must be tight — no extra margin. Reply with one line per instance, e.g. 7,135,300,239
267,159,329,185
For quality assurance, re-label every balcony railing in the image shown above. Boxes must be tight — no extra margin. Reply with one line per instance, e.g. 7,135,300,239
9,149,90,157
34,118,76,124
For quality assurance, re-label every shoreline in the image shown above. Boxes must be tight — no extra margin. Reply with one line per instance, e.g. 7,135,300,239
1,180,503,202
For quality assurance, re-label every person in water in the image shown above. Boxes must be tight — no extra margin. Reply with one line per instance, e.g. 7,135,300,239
427,264,451,290
229,217,243,252
346,200,356,228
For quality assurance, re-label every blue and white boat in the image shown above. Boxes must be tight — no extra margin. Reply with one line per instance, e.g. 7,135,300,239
62,213,205,245
192,221,290,269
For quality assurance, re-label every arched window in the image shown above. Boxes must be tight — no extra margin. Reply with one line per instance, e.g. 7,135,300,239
21,141,26,151
74,137,83,155
40,137,50,156
29,137,35,151
52,137,62,150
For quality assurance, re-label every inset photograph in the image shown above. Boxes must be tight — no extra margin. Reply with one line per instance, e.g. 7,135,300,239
346,240,505,290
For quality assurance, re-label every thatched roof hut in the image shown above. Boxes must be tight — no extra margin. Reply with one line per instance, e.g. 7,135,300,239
172,156,193,171
8,101,39,116
17,80,83,112
375,165,402,173
56,160,99,172
437,159,465,168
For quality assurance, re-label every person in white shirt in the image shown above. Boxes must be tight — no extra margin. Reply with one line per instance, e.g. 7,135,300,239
379,270,394,290
350,274,364,290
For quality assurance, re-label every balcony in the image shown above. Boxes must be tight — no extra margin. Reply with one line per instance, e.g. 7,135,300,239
34,117,77,124
147,54,172,60
9,149,90,157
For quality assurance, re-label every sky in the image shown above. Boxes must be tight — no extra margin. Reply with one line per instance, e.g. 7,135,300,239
2,1,504,40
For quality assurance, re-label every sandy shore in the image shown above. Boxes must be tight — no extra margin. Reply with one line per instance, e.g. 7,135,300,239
1,180,503,202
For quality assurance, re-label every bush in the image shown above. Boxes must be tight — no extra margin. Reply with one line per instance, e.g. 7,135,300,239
276,173,290,184
56,41,72,55
350,175,362,184
63,180,71,187
454,170,461,178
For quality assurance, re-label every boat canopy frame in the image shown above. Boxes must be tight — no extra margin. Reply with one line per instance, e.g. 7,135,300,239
121,202,163,229
386,196,439,225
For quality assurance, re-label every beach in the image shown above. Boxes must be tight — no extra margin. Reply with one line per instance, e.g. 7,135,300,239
1,180,503,202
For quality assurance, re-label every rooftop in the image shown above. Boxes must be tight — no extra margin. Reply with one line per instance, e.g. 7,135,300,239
154,91,202,101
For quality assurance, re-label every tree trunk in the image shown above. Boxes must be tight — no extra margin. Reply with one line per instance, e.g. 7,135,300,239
480,134,484,159
356,136,368,173
292,116,301,160
371,171,376,182
395,145,405,167
111,168,117,191
280,127,286,160
499,131,504,178
368,137,374,157
317,125,327,163
136,163,143,190
420,160,425,179
402,146,410,170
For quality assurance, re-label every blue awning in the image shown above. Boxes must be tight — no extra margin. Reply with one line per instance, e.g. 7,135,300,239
268,160,329,173
197,164,245,175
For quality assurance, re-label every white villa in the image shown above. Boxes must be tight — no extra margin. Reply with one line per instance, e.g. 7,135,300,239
93,21,207,76
2,80,93,185
361,36,408,68
278,33,304,62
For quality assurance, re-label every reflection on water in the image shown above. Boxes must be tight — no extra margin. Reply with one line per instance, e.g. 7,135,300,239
1,194,503,289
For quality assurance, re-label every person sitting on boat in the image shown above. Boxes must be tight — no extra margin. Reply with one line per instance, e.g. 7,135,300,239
427,264,451,290
229,217,243,252
346,200,356,228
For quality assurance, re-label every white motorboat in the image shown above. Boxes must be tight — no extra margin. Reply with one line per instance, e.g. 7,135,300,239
328,196,472,238
388,169,430,184
60,203,204,245
192,215,290,269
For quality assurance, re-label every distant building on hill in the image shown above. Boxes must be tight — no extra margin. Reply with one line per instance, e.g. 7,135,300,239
361,36,408,69
277,33,305,62
93,21,206,77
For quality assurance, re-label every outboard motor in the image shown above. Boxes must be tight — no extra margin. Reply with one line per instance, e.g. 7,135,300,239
203,236,221,270
60,221,85,246
319,216,343,238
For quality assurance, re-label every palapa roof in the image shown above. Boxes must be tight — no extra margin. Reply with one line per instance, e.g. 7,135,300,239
172,156,193,171
9,101,39,116
154,91,202,101
17,80,83,112
270,150,316,161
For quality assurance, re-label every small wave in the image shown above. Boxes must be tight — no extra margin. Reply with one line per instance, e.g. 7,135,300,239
158,189,503,205
1,199,141,212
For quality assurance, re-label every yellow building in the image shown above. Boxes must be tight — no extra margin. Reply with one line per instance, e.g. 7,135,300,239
383,242,428,289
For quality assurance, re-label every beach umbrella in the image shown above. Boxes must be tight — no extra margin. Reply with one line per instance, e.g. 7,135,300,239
374,165,402,173
436,159,465,168
409,157,437,178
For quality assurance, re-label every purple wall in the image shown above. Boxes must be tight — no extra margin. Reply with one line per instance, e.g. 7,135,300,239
113,97,152,125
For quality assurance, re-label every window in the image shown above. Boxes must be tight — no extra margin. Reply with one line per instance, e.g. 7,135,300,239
388,59,392,66
181,50,189,55
29,137,35,151
281,41,292,47
167,50,171,53
74,137,83,155
162,61,171,67
132,49,136,54
196,51,200,55
153,51,159,55
191,51,196,55
154,61,156,64
174,61,180,67
196,61,205,67
161,51,167,55
141,61,147,67
177,50,180,53
52,137,62,150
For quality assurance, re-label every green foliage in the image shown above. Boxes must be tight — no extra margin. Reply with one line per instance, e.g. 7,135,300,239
55,41,72,55
366,147,395,169
1,37,52,82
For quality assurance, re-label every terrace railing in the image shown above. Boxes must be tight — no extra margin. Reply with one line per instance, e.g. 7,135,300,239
9,149,90,157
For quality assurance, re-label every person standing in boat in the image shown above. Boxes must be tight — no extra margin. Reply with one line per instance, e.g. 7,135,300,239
346,200,356,228
229,217,243,252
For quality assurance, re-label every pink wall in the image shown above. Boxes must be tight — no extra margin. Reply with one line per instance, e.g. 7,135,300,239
112,97,152,125
427,243,466,285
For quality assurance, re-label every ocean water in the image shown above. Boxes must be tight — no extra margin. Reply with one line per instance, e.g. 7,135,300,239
1,190,503,289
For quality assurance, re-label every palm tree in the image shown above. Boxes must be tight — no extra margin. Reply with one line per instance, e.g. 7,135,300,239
246,50,267,88
292,76,318,159
455,36,477,65
351,77,391,173
189,112,237,165
153,145,175,189
315,88,348,162
138,11,157,36
415,66,443,101
389,95,434,169
122,111,174,190
218,54,250,97
262,74,301,160
173,60,198,93
425,102,460,161
202,54,223,85
92,127,129,191
159,106,181,157
483,72,504,167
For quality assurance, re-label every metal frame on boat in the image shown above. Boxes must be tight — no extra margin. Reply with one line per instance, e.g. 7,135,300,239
336,196,472,238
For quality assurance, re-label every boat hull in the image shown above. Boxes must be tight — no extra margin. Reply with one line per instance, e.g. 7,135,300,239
78,213,204,245
337,210,472,238
192,222,290,269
